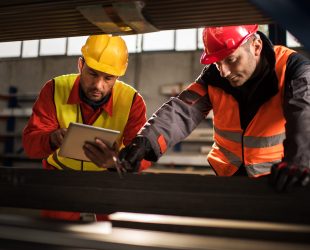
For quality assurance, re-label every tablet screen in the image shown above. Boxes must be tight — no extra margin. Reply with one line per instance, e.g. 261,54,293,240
58,122,120,161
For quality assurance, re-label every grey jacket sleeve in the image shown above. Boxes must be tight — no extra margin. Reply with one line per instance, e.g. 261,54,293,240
283,53,310,167
139,88,211,159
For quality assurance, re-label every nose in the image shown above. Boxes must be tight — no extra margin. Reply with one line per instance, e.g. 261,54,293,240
93,76,105,87
218,63,231,78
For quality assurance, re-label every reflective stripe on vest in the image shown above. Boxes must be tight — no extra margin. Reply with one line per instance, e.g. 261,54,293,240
214,126,286,148
246,160,281,177
207,46,295,177
46,74,136,171
213,142,242,167
210,142,281,177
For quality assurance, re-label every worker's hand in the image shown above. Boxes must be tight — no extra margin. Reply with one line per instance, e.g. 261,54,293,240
49,128,67,150
269,161,310,192
83,138,116,168
119,136,153,173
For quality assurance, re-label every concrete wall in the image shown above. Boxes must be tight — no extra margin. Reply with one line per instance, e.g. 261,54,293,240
0,51,207,168
0,51,204,116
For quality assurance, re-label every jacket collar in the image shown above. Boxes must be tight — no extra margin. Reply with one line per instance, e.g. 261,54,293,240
67,75,113,116
197,32,279,129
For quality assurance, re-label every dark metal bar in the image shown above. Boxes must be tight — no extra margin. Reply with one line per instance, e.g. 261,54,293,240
268,23,287,46
250,0,310,52
0,167,309,225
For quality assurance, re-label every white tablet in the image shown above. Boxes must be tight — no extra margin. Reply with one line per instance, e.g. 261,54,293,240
58,122,120,161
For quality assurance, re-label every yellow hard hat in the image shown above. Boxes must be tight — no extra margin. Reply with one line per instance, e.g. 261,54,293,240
81,34,128,76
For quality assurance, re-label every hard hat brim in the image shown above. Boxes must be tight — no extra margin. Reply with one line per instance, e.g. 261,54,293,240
200,48,235,64
84,56,127,76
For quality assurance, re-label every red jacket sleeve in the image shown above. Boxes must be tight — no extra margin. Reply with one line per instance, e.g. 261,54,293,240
22,80,59,158
122,92,147,146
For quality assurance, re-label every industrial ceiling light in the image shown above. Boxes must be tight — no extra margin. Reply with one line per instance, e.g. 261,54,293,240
77,1,157,35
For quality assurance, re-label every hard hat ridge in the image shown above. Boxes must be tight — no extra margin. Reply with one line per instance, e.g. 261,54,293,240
81,34,128,76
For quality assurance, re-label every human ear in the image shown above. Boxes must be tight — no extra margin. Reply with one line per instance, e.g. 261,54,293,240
253,38,263,56
77,57,84,73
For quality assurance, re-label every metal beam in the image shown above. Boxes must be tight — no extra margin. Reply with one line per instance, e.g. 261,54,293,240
0,167,309,225
250,0,310,52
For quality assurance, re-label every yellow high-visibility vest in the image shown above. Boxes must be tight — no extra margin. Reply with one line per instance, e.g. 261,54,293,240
46,74,136,171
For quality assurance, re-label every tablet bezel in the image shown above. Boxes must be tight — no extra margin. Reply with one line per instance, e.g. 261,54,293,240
58,122,120,161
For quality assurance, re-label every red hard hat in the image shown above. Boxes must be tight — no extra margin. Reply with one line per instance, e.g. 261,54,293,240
200,24,258,64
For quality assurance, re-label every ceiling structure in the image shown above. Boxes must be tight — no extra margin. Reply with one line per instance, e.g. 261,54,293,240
0,0,272,42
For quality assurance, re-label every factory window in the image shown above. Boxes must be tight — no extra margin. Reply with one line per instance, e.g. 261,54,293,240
22,40,39,58
197,28,204,50
0,25,304,59
142,30,174,51
122,34,142,53
287,31,301,48
0,41,22,58
39,38,67,56
175,29,197,51
67,36,88,56
259,24,269,37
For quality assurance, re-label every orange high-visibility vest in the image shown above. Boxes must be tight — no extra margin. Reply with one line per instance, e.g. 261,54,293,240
207,46,295,177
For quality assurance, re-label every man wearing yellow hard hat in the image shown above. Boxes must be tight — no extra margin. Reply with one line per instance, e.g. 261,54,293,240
22,34,150,221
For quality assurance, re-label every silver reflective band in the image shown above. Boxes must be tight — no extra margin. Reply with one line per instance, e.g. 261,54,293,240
243,133,285,148
214,126,242,143
246,160,281,176
214,143,281,177
214,143,242,167
214,126,285,148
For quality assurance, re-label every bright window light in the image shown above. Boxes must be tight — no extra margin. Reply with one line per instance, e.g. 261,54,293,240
0,41,21,58
40,38,67,56
22,40,39,58
258,24,269,37
143,30,174,51
176,29,197,51
121,34,142,53
67,36,88,56
197,28,204,49
287,31,302,47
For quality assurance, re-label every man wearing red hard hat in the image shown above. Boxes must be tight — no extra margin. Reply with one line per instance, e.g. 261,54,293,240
119,24,310,191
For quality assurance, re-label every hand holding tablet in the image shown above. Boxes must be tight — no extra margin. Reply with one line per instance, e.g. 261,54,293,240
59,122,120,161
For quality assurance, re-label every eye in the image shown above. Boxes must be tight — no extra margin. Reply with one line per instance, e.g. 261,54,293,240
226,57,236,64
105,76,114,82
88,71,97,77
